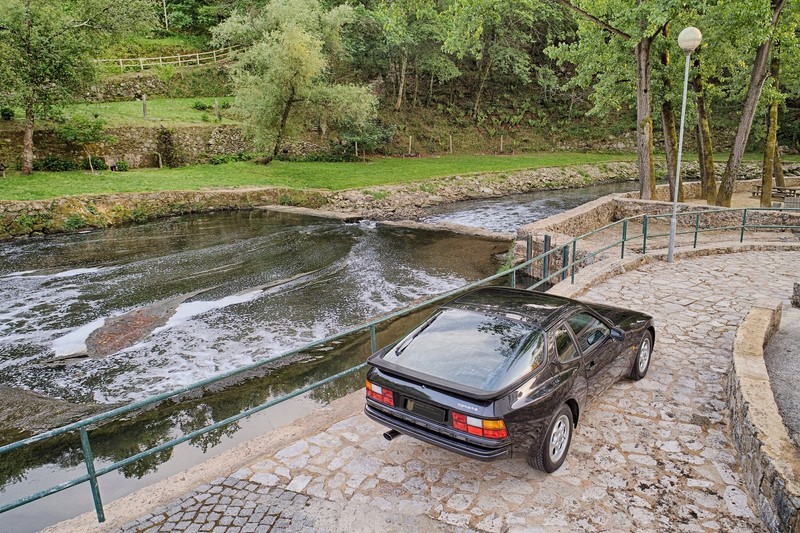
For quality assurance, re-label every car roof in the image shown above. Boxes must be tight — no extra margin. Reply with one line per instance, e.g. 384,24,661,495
446,287,582,329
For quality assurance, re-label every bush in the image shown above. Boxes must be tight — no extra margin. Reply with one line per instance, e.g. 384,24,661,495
114,160,129,172
275,152,360,163
0,108,13,121
81,156,108,171
208,152,253,165
193,101,212,111
32,156,79,172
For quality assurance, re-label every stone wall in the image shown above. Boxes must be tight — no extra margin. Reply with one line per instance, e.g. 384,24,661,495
85,65,232,102
0,125,251,169
0,188,326,239
728,300,800,533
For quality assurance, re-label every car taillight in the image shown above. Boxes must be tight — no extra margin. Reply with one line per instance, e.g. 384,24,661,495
366,380,394,407
452,412,508,439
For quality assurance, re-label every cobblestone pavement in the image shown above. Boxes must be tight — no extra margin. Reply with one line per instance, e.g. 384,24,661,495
114,250,800,532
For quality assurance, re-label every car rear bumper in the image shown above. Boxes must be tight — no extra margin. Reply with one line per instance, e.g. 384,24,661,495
364,404,512,462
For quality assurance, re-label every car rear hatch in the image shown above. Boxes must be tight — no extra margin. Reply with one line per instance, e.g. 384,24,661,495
365,366,512,461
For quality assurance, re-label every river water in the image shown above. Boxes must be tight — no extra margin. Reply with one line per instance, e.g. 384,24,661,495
0,181,634,531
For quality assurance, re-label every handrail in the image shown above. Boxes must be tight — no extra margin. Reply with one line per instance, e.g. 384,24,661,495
2,205,800,523
94,46,244,71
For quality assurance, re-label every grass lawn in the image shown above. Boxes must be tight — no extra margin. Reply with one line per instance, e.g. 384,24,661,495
64,97,237,127
0,153,639,201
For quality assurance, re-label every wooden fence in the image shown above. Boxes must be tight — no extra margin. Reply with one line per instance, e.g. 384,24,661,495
94,46,243,71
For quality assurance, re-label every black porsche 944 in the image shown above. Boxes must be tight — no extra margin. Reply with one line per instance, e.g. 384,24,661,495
364,287,655,472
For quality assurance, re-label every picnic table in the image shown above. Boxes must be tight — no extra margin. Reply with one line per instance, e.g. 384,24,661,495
751,185,800,199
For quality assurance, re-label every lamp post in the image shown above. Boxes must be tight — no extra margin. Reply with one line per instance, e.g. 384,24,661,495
667,26,702,263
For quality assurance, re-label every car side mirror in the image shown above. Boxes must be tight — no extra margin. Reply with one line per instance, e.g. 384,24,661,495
609,328,624,341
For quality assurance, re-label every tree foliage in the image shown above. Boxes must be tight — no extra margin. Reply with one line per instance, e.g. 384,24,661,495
0,0,154,174
212,0,377,158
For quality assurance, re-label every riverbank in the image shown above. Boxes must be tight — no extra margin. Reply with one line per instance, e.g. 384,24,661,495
0,160,781,240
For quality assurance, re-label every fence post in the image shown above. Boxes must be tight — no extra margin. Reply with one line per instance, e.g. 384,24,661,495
139,58,144,71
561,245,569,281
449,134,453,154
621,219,627,259
542,235,551,283
693,213,700,248
196,53,200,65
369,325,377,353
80,428,105,523
142,94,147,119
740,209,748,243
570,241,577,284
642,215,649,255
213,49,217,62
118,58,123,70
525,234,532,277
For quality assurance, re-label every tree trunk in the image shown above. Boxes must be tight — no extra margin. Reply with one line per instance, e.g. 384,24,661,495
774,144,785,187
473,56,492,118
761,55,781,206
427,73,435,107
394,51,408,112
22,106,34,175
635,37,655,199
716,0,786,206
272,86,296,158
660,25,682,203
85,148,95,174
412,60,419,108
695,76,716,205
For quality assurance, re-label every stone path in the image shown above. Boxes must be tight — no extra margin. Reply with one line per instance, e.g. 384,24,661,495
110,250,800,532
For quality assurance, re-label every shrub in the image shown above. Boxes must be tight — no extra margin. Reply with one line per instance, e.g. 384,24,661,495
209,152,253,165
200,113,210,122
0,108,13,121
32,156,79,172
81,156,108,171
114,160,129,172
219,101,232,110
193,101,211,111
64,214,87,230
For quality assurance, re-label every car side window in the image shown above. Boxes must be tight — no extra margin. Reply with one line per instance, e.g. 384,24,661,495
554,326,577,362
567,313,609,355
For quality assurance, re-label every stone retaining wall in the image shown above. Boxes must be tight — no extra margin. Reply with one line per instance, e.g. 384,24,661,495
728,300,800,533
0,125,250,169
0,188,326,240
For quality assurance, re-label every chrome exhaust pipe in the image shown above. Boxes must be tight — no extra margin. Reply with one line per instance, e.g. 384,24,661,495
383,429,401,441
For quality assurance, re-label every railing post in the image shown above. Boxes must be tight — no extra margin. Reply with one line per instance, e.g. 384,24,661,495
570,241,577,284
369,325,377,354
621,219,628,259
561,245,569,281
509,268,516,288
525,234,532,278
740,209,748,243
542,235,551,282
693,213,700,248
80,427,105,523
642,215,649,255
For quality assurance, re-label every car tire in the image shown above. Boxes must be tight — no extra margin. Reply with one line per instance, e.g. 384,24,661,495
629,331,653,381
528,404,573,473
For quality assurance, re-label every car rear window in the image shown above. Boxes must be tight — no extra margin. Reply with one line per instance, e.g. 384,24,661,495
379,308,544,393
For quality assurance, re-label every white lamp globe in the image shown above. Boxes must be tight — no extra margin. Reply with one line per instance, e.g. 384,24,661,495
678,26,702,53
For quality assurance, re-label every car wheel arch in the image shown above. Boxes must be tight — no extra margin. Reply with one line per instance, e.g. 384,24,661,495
565,398,579,427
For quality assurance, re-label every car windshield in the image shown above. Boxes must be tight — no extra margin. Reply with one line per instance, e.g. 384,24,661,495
381,308,544,393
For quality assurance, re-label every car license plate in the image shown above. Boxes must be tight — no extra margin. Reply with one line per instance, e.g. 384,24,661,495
405,399,446,424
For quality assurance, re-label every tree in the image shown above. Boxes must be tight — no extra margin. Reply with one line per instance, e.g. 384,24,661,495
212,0,377,159
715,0,787,207
442,0,563,118
56,116,115,174
0,0,152,174
546,0,681,200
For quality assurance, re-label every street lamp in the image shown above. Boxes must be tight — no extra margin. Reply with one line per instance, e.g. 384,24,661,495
667,26,702,263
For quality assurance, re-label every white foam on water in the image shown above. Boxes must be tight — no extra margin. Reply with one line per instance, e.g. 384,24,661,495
2,270,38,278
153,290,264,334
51,267,104,278
51,317,107,357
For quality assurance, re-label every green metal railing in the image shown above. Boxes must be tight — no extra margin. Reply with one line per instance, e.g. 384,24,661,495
2,206,799,523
